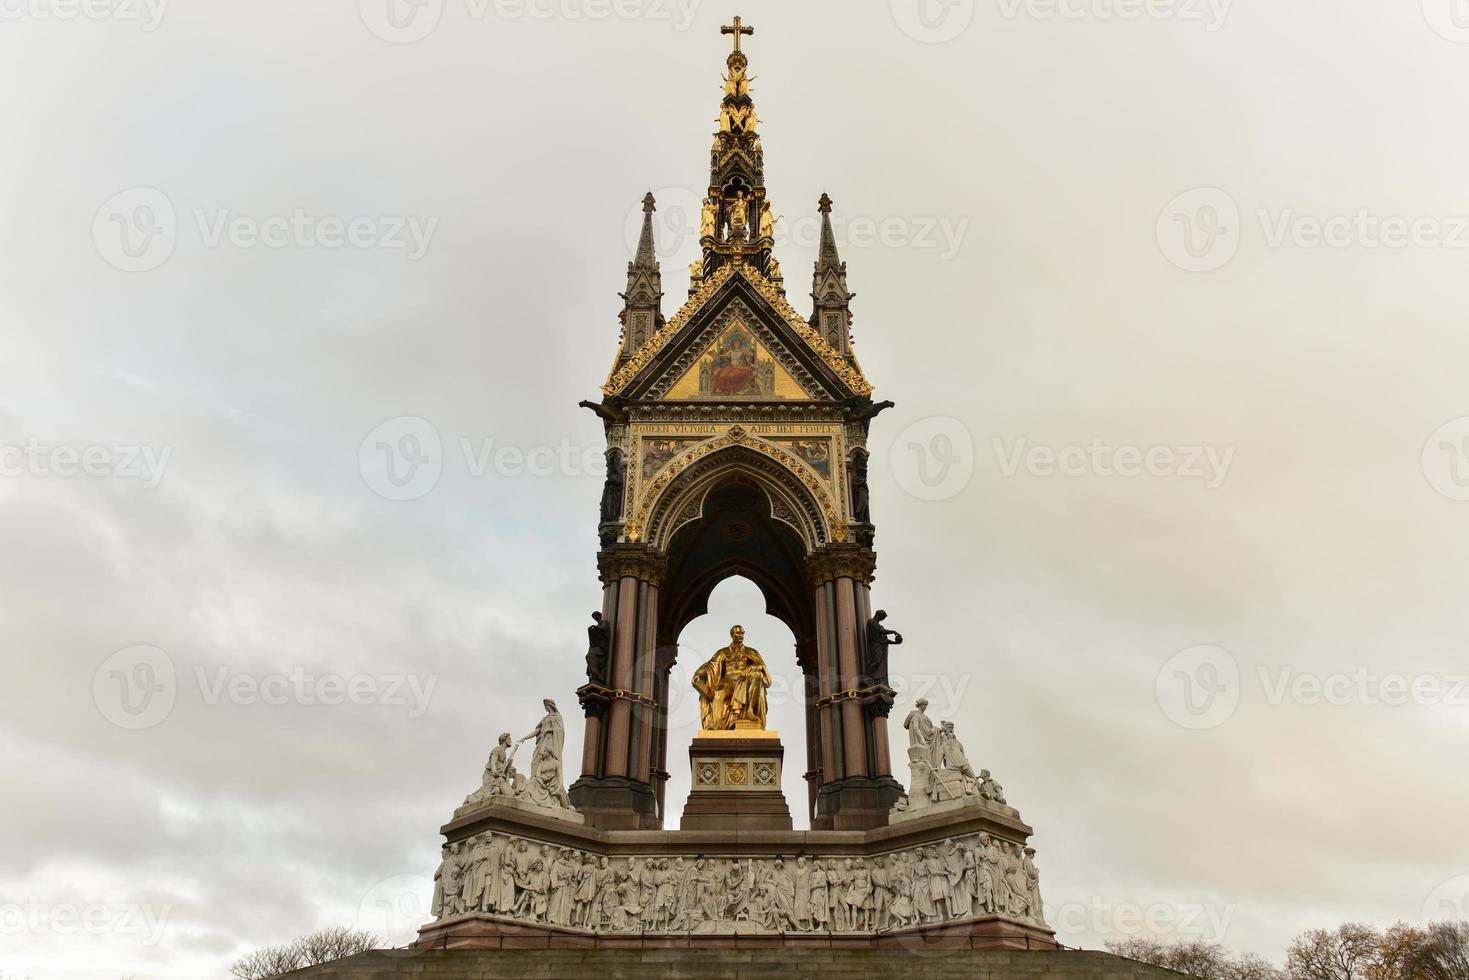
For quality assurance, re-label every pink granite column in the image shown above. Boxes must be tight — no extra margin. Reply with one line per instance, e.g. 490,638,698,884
603,575,639,779
834,577,869,778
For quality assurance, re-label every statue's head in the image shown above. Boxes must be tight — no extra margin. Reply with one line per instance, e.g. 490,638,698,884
498,732,512,746
916,697,930,710
874,609,887,621
543,698,557,713
1025,847,1036,857
942,720,954,733
592,611,603,623
980,768,991,778
730,625,745,644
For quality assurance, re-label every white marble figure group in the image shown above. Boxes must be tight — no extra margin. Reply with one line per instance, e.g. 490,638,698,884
460,699,573,815
430,832,1046,933
899,699,1009,811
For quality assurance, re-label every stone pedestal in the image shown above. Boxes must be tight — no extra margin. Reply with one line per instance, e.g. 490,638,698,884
679,730,792,832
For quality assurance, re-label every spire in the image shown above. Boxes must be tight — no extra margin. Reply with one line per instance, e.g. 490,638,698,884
618,192,664,364
633,191,658,269
811,192,855,356
691,17,782,292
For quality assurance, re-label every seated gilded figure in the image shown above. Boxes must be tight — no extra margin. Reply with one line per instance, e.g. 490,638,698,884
691,625,773,731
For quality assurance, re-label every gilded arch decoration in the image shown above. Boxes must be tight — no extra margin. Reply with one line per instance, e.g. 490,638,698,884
627,427,845,550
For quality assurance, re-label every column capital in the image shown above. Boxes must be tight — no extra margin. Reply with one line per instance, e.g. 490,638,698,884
597,545,667,587
806,543,877,587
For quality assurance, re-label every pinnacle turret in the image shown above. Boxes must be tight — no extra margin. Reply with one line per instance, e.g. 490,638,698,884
617,192,664,363
811,193,855,356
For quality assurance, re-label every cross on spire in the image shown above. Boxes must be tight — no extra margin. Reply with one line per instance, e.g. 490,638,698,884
721,16,753,54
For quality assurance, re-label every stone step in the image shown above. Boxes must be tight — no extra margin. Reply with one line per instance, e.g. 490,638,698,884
283,948,1186,979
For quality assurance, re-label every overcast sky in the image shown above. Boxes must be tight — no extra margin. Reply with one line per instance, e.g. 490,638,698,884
3,1,1469,978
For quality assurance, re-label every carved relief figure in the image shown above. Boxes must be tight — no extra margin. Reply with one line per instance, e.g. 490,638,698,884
518,699,571,809
902,698,936,807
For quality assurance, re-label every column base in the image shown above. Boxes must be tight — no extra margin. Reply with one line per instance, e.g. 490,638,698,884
568,776,659,830
815,776,905,830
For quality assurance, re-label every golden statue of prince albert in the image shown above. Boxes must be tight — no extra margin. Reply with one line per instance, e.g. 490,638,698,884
692,625,773,731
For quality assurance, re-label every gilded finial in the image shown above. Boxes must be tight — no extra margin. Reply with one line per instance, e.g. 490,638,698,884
818,193,833,214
